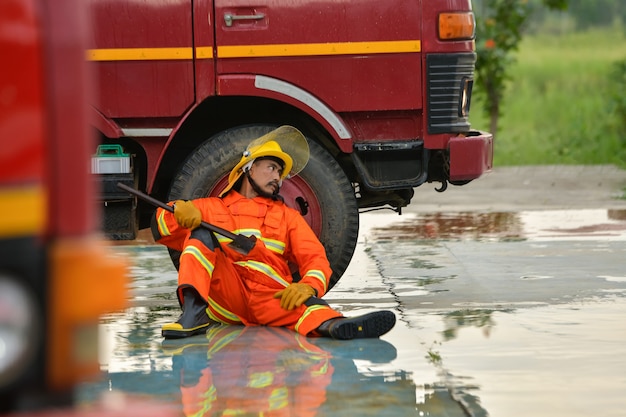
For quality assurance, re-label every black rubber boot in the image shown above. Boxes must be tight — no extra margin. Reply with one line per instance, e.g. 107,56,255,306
162,287,211,339
316,311,396,340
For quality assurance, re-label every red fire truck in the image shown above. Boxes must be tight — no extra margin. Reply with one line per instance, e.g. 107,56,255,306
0,0,129,413
88,0,493,287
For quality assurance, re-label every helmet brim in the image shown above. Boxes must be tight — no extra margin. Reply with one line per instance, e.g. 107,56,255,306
245,126,309,177
219,126,310,197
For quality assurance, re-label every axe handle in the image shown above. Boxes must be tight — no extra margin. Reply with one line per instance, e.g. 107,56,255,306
116,182,243,242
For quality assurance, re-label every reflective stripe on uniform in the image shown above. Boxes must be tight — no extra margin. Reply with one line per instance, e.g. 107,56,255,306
294,304,329,334
208,298,241,324
303,269,328,293
261,237,285,254
217,228,286,255
235,260,290,288
157,209,171,237
181,244,214,275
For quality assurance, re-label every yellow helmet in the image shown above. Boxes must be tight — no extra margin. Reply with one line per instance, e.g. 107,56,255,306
220,126,309,197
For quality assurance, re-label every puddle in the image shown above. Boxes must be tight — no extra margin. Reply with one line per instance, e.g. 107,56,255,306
73,207,626,417
82,311,473,417
356,209,626,416
520,209,626,240
436,300,626,417
367,209,626,242
121,209,626,245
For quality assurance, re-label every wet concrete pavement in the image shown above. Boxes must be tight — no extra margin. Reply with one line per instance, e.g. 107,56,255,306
78,165,626,416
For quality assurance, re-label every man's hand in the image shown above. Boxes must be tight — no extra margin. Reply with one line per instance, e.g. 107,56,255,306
173,200,202,229
274,283,316,310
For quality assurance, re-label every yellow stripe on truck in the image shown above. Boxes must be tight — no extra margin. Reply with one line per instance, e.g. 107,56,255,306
87,47,194,61
86,40,421,61
0,186,46,238
218,40,421,58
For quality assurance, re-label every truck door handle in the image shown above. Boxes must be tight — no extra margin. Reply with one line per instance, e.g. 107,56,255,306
224,12,265,27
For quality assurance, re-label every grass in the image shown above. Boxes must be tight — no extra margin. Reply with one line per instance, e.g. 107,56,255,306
469,27,626,168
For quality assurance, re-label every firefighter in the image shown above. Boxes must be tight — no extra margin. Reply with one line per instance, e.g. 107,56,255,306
152,126,395,340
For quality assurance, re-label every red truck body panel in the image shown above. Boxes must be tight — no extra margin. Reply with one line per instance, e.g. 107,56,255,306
1,0,46,185
89,0,195,119
87,0,484,137
1,0,98,236
1,0,127,410
214,0,423,114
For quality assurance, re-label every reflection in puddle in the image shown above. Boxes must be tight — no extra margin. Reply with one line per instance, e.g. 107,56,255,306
371,211,524,241
81,321,478,417
519,275,554,280
521,209,626,240
369,209,626,242
440,309,503,341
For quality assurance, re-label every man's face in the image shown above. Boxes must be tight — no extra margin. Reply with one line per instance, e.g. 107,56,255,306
249,158,284,195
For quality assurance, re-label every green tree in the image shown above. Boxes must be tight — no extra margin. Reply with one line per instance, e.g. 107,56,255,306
474,0,568,136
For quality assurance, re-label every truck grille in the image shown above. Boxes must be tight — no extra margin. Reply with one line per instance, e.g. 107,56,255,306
426,53,476,134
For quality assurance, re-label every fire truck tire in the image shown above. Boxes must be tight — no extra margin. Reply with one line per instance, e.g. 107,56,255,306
167,124,359,291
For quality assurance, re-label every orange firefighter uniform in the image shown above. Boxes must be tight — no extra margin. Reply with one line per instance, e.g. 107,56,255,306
152,190,343,336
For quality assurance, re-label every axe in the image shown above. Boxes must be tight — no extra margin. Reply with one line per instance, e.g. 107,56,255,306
116,182,256,255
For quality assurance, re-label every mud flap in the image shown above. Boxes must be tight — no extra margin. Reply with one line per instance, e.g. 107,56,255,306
98,174,137,240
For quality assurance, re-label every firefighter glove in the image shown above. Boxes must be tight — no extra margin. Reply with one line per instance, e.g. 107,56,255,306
173,200,202,230
274,283,316,310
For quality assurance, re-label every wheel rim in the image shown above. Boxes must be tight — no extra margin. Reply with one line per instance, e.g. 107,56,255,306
208,174,322,236
281,176,322,236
